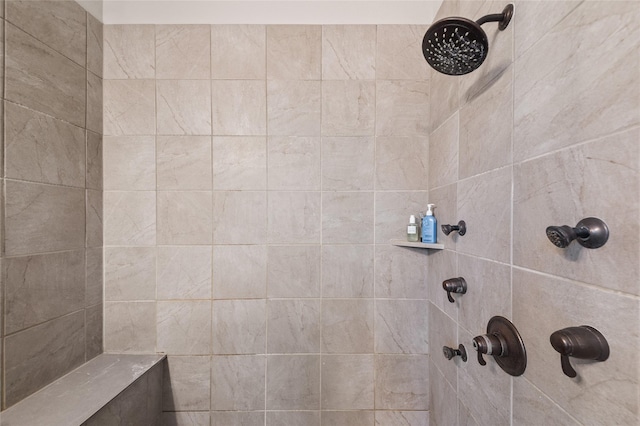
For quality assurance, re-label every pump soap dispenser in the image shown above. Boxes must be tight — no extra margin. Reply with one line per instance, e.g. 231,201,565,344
421,204,437,243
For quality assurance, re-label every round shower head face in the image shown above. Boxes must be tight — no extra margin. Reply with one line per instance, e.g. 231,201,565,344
422,17,489,76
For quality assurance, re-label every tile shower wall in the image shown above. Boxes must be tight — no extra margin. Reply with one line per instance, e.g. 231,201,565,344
427,1,639,425
103,24,432,425
0,0,104,408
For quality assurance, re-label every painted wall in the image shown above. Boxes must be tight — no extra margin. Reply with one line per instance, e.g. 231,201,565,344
427,1,639,425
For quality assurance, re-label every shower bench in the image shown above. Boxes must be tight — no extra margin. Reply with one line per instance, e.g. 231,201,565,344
0,353,166,426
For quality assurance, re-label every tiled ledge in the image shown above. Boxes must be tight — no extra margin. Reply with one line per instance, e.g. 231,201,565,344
0,354,166,426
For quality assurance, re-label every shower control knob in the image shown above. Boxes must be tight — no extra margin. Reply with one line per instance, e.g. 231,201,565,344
443,344,468,362
545,217,609,249
442,220,466,236
442,277,467,303
472,316,527,376
550,326,609,378
472,333,507,366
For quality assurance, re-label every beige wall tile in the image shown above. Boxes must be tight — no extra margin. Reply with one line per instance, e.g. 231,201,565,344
429,113,458,190
322,192,373,244
376,80,429,137
5,181,85,256
162,412,210,426
321,355,374,409
376,136,429,190
268,411,320,426
104,79,156,136
157,136,212,190
322,137,374,190
512,378,580,426
157,246,212,300
86,72,103,134
267,245,320,298
156,25,211,79
374,245,427,299
212,245,267,299
104,301,156,352
322,299,374,353
212,300,266,354
376,410,429,426
211,411,264,426
157,301,212,355
375,355,429,410
104,247,156,301
429,362,457,426
157,80,212,135
268,191,321,244
212,191,266,244
85,303,103,360
268,137,321,190
267,299,321,353
267,80,321,136
212,136,266,190
211,80,266,135
211,355,265,410
103,136,156,190
211,25,266,79
267,25,321,80
266,355,320,410
162,356,211,411
323,411,373,426
157,191,213,245
86,189,103,248
104,191,156,246
428,183,457,250
426,248,457,318
86,131,103,190
87,13,103,77
85,247,104,307
104,25,155,79
429,68,459,133
376,25,429,80
322,81,375,136
376,300,429,354
321,245,374,298
322,25,376,80
374,191,429,243
427,304,457,389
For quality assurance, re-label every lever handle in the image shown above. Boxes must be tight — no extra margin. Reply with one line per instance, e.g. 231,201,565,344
550,326,609,378
472,333,507,368
441,220,466,236
442,277,467,303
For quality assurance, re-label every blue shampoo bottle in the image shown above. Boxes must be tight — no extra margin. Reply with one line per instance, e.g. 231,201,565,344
421,204,437,243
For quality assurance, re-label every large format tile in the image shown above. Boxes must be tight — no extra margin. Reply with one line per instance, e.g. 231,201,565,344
322,25,376,80
212,191,266,244
212,300,266,354
267,25,321,80
427,304,457,388
267,80,321,136
211,25,266,79
157,80,212,135
156,25,210,79
322,192,374,244
375,355,429,410
211,355,265,410
211,80,266,135
212,245,267,299
157,246,212,300
5,23,85,127
85,248,104,307
428,183,457,251
376,80,429,137
5,102,85,187
104,25,155,79
321,81,375,136
163,356,210,411
157,191,213,245
104,80,156,136
85,303,103,361
87,13,103,77
321,245,374,298
321,355,374,409
374,191,429,243
212,136,266,190
104,301,156,352
374,245,427,299
104,247,156,301
512,378,580,426
162,412,210,426
104,191,156,246
5,180,85,256
376,411,429,426
267,299,321,353
157,136,212,190
376,25,429,80
322,299,374,353
86,72,103,134
157,301,212,355
322,137,374,191
429,361,457,426
266,355,320,410
323,411,373,426
376,299,428,354
375,136,429,190
4,250,85,334
426,249,457,319
428,113,458,190
267,245,320,298
268,136,321,190
103,136,156,190
211,412,264,426
268,191,321,244
86,132,103,190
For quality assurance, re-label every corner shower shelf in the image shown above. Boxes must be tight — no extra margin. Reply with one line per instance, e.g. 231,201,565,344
390,239,444,250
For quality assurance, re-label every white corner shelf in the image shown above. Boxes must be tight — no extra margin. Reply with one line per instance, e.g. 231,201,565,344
390,239,444,250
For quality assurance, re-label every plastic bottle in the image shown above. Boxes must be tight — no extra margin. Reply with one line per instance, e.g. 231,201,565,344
407,215,419,242
421,204,437,243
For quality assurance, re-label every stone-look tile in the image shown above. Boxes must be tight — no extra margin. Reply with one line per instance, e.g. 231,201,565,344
157,80,212,135
376,137,429,190
104,191,156,246
322,192,374,244
103,136,156,190
211,24,266,79
104,25,155,79
5,181,85,256
156,25,210,79
4,311,85,407
428,183,457,250
211,355,265,410
322,299,374,354
6,23,85,127
5,102,85,187
212,300,266,354
162,356,210,411
212,245,267,299
323,411,373,426
104,247,156,301
375,191,429,243
86,132,103,190
322,245,374,298
212,191,266,244
104,301,156,352
6,0,86,66
212,136,266,190
267,299,321,353
86,72,102,134
376,80,429,137
458,401,479,426
87,13,103,77
322,81,375,136
157,136,212,190
86,191,102,249
376,300,429,354
376,25,429,80
157,246,212,300
429,361,456,426
428,113,458,190
211,412,264,426
457,167,511,263
157,301,212,355
374,245,427,299
157,192,213,245
512,378,580,426
322,137,374,190
458,254,511,335
267,80,321,136
426,249,457,319
322,355,374,409
514,2,639,161
268,411,320,426
266,355,320,410
267,245,320,298
322,25,375,80
211,80,266,135
457,326,510,426
268,191,321,244
85,248,104,307
268,136,320,190
85,303,103,360
375,355,429,410
430,68,459,133
513,269,639,425
459,69,512,179
4,250,85,334
427,304,457,388
104,80,156,136
514,130,639,295
162,412,210,426
267,25,321,80
376,411,429,426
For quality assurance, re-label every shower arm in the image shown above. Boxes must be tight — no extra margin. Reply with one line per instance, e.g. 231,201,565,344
475,4,514,30
475,13,505,26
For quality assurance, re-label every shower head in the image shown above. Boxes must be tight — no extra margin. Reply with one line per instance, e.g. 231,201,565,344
422,4,514,76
